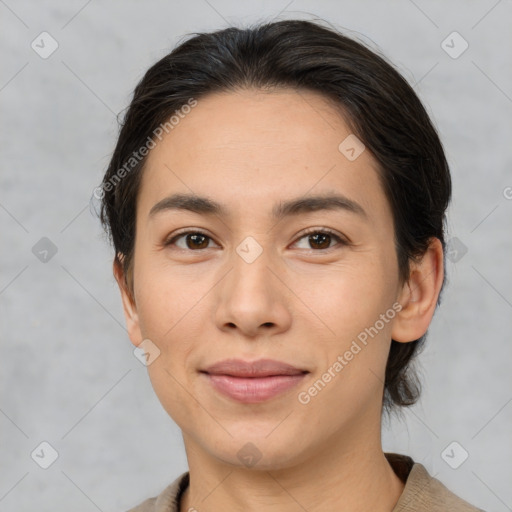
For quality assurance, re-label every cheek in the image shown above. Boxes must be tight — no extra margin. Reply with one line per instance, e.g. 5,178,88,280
298,287,394,432
301,258,397,394
134,258,207,385
301,259,394,341
133,256,197,338
137,267,202,425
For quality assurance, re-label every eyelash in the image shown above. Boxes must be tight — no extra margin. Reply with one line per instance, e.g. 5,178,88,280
163,227,348,253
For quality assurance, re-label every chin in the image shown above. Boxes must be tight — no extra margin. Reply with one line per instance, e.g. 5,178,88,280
203,434,309,472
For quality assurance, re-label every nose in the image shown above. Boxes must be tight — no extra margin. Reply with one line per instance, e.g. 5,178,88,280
214,243,292,338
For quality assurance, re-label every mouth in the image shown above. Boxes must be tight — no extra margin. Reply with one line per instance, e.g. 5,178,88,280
200,358,309,403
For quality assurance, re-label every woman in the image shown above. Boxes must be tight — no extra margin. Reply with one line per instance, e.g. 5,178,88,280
98,18,484,512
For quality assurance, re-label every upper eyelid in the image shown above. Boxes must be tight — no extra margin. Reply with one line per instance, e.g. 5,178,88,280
164,228,216,246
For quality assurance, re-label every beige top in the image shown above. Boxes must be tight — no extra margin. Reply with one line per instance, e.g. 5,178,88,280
126,453,485,512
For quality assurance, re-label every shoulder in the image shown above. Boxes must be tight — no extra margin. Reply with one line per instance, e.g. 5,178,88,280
392,459,485,512
124,472,190,512
126,496,157,512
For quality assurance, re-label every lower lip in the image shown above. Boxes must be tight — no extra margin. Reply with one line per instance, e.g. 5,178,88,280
203,373,308,403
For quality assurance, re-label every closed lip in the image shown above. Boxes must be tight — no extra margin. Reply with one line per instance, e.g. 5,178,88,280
201,358,308,377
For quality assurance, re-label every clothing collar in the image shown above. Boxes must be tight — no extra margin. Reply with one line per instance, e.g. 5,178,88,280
146,452,482,512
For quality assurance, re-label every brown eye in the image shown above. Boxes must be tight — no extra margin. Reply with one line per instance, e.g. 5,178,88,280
165,231,214,250
294,229,346,251
185,233,210,249
308,232,332,250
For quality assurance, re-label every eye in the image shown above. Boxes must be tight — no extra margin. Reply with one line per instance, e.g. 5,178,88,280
292,228,347,251
163,228,348,252
164,230,217,251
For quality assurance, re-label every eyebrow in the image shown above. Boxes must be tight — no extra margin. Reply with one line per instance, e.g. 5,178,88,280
148,192,367,220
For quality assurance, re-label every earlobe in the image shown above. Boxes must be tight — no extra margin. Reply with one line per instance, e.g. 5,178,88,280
391,238,444,343
113,258,143,347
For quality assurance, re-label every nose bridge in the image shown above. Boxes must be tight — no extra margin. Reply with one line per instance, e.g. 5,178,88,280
230,234,274,300
214,234,290,335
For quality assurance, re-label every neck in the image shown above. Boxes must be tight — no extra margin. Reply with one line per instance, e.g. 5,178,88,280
179,413,405,512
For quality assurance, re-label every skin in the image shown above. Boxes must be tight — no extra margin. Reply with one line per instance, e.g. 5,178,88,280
115,88,444,512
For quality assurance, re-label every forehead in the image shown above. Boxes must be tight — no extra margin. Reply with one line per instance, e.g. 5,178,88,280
163,87,350,153
137,88,388,223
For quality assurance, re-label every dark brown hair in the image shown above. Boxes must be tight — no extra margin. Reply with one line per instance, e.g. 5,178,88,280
97,18,451,414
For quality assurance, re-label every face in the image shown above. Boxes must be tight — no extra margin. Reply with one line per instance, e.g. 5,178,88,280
118,88,416,470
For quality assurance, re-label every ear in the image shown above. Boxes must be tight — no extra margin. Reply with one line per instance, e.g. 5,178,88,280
391,238,444,343
113,257,143,347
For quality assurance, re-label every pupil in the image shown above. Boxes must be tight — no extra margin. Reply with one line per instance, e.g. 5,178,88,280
311,233,330,249
188,234,208,249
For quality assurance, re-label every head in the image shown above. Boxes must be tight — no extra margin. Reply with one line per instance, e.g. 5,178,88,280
98,19,450,468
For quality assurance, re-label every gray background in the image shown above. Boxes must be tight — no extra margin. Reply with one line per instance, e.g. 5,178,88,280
1,1,511,511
